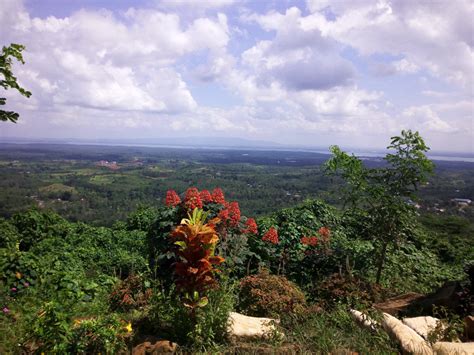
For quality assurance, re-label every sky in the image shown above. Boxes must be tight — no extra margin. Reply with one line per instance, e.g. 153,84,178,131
0,0,473,152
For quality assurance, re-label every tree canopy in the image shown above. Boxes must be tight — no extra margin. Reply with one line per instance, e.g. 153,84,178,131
0,43,31,123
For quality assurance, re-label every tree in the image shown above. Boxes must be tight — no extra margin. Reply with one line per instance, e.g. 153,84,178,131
325,130,434,284
1,43,31,123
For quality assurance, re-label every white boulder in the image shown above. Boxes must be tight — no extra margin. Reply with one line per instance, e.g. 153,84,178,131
227,311,282,339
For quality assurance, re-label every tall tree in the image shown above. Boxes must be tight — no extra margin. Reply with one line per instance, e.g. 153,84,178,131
325,130,434,283
1,43,32,123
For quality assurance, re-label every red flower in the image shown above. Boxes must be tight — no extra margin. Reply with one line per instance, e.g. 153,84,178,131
301,236,318,246
184,187,203,210
165,190,181,207
243,218,258,235
211,188,226,204
262,227,279,244
228,202,241,227
199,189,212,203
218,206,229,221
318,227,330,238
318,227,331,243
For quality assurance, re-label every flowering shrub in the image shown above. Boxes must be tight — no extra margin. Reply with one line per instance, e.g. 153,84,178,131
165,190,181,207
211,188,225,204
199,189,212,203
184,188,203,210
149,187,259,280
262,227,279,244
243,218,258,235
301,227,330,249
301,236,318,246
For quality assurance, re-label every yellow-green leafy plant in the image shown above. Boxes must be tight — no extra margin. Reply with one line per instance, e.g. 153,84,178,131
170,208,225,314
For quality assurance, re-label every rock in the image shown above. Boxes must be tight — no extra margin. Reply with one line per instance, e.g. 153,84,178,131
432,341,474,355
465,316,474,341
403,316,441,340
227,311,282,339
373,292,424,316
350,309,378,332
413,282,462,314
132,337,177,354
382,312,433,355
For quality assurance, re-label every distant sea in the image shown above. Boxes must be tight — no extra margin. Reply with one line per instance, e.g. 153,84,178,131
64,142,474,163
1,139,473,163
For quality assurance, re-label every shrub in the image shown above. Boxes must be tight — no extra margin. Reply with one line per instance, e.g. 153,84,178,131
27,301,130,354
149,281,235,351
69,314,131,354
314,273,388,309
238,269,306,318
109,274,153,312
170,208,224,312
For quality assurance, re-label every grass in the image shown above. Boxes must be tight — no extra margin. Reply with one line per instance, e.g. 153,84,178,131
39,183,76,194
89,174,115,185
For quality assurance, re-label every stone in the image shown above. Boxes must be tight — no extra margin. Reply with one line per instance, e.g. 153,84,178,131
403,316,441,340
382,312,433,355
350,309,378,332
132,337,177,354
227,311,282,339
432,341,474,355
413,282,462,314
465,316,474,341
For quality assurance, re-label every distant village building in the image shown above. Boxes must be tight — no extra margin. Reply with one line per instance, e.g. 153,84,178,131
407,199,421,209
96,160,119,170
451,198,472,207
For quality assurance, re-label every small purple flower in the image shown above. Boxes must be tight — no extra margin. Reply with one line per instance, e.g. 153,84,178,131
24,282,30,288
10,287,17,292
2,307,10,314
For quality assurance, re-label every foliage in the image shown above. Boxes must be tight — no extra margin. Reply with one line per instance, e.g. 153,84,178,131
186,281,235,350
325,130,434,283
27,301,130,354
171,208,224,312
69,315,131,354
12,209,71,251
0,43,32,123
149,281,235,350
0,249,39,295
427,306,465,343
238,269,306,318
314,272,389,309
379,242,459,293
125,206,159,232
109,274,153,312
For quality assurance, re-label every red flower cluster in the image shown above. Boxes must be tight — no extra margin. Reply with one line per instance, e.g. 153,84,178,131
301,227,330,247
211,188,226,204
165,190,181,206
184,187,203,210
318,227,330,239
199,189,212,203
262,227,279,244
228,202,241,227
301,236,318,246
243,218,258,235
218,207,229,221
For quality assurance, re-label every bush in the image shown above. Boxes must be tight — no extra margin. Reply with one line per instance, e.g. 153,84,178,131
149,281,235,351
238,269,306,318
27,301,130,354
314,273,389,309
109,274,153,312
